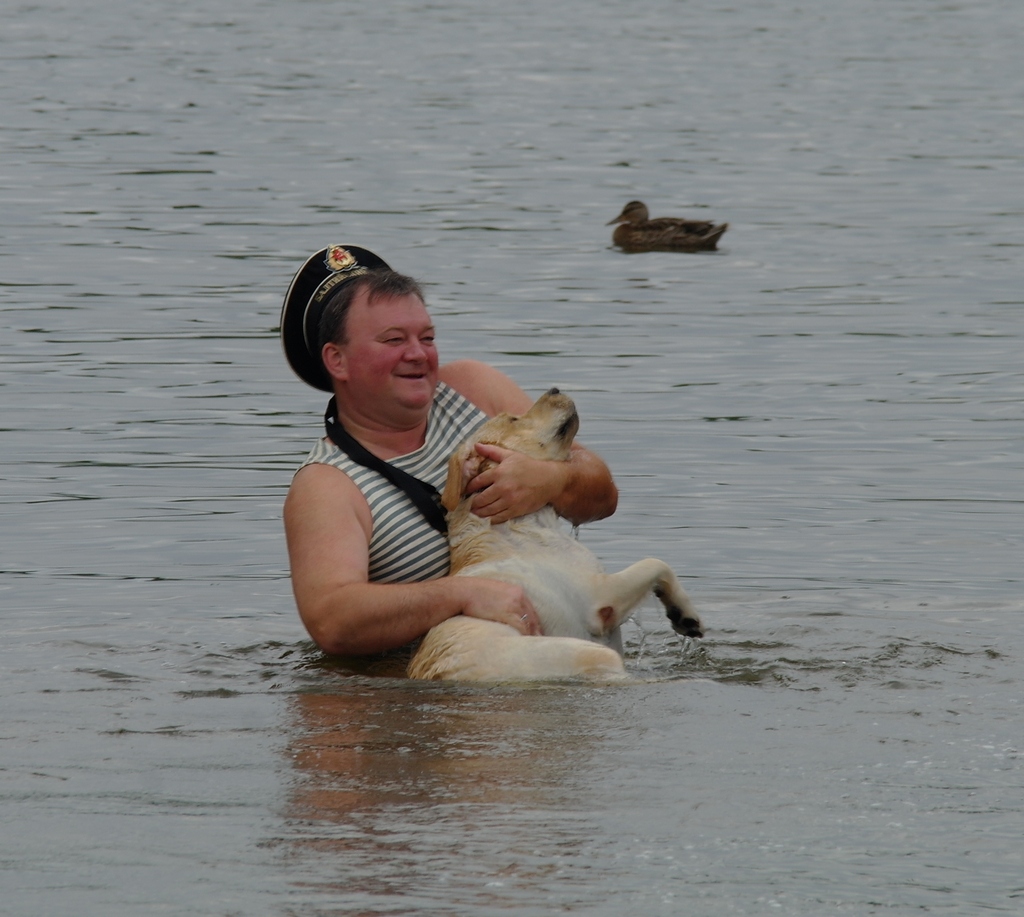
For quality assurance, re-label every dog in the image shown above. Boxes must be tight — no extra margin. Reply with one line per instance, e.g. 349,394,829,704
406,389,703,682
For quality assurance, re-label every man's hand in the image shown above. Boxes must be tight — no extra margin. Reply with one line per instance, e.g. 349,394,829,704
463,443,567,524
454,577,543,635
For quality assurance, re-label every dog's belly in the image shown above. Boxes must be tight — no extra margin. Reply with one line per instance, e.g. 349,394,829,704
456,547,607,643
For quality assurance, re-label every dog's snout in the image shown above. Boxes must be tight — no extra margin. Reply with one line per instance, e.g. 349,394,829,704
546,386,560,396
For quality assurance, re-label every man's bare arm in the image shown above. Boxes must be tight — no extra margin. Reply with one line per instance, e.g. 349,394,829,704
284,462,540,655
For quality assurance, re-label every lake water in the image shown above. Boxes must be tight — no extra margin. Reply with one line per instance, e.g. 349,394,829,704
2,0,1022,914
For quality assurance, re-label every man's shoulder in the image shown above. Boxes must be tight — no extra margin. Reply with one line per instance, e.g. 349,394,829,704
438,360,532,417
437,359,492,394
289,460,359,497
286,461,372,530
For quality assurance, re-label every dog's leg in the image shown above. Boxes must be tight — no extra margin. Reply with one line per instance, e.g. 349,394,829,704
589,559,703,638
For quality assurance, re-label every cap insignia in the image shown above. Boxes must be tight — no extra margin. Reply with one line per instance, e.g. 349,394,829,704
325,245,357,272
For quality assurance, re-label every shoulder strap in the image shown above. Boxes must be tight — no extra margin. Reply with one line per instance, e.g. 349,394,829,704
323,397,448,535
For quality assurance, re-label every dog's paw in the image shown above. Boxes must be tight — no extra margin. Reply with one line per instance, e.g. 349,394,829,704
665,603,703,639
653,582,704,639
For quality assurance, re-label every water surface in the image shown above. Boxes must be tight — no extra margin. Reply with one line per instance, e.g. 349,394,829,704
1,0,1022,914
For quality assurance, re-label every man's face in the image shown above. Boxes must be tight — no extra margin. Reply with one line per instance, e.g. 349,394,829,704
331,286,439,421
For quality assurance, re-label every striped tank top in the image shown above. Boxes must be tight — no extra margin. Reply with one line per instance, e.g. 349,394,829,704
300,382,489,583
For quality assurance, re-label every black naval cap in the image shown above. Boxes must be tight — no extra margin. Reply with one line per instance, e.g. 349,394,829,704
280,244,391,391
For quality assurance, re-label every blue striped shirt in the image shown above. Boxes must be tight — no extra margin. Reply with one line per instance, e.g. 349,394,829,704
300,383,489,583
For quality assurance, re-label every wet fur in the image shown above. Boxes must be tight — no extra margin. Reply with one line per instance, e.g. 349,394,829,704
407,390,703,682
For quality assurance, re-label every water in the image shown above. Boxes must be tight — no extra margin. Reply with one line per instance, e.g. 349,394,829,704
2,0,1022,913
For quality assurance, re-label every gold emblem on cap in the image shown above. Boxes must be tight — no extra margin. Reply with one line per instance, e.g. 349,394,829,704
325,245,357,272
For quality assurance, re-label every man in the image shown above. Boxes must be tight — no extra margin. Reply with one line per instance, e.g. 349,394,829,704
281,245,618,656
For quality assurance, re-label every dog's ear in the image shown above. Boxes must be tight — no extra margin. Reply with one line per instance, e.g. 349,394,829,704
441,442,476,511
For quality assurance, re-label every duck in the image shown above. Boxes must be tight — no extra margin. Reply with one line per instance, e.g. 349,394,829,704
607,200,728,252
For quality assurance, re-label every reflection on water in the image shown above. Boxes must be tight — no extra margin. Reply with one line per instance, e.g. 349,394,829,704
288,685,593,813
283,682,611,912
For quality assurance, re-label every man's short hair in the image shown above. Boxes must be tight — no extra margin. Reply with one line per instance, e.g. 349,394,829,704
318,270,425,351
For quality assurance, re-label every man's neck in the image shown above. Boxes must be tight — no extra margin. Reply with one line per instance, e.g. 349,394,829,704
331,397,430,460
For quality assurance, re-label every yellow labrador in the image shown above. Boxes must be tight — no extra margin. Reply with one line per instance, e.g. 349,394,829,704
407,389,703,681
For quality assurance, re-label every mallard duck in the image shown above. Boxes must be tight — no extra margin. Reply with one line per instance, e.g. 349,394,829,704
607,200,728,252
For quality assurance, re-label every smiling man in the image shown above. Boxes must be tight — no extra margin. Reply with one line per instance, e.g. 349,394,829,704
280,245,618,657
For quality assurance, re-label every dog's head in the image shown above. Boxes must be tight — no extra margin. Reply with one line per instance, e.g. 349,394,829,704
441,388,580,511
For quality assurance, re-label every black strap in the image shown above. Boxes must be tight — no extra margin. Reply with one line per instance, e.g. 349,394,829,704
324,397,448,535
